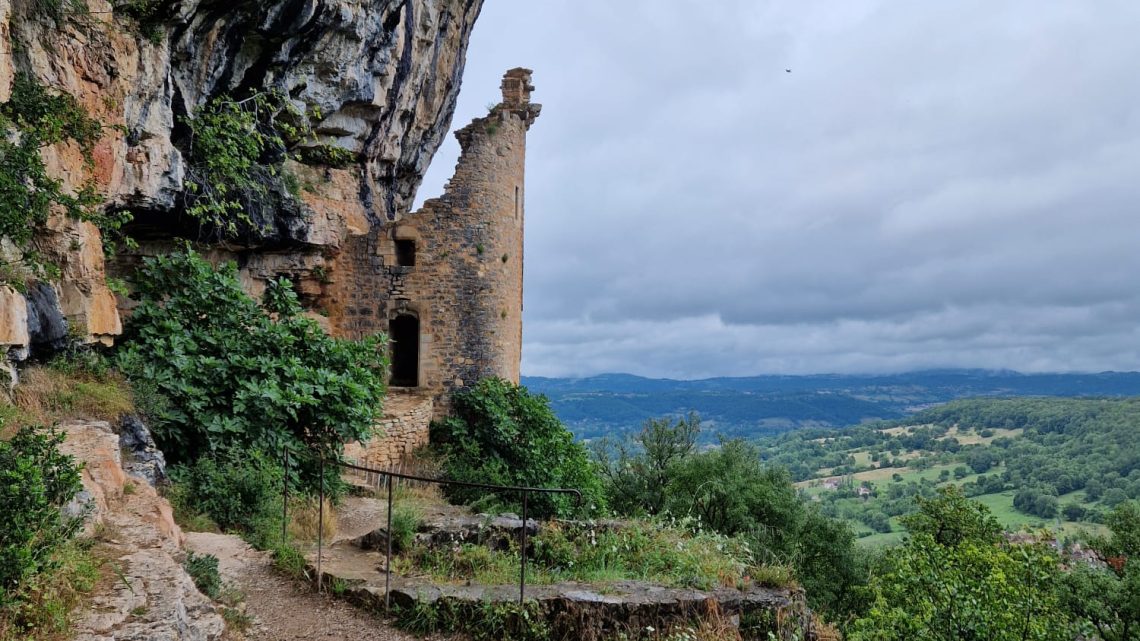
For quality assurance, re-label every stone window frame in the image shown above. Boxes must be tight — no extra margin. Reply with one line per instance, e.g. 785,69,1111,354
389,226,423,272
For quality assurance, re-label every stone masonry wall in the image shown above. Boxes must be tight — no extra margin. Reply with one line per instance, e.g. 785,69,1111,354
343,392,433,469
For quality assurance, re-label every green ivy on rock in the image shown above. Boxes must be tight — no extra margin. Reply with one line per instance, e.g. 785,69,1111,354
0,74,104,269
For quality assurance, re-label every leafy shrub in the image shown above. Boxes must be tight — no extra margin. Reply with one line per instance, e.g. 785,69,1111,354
170,450,282,546
0,540,98,640
0,426,83,610
430,378,605,519
593,413,700,517
2,74,101,152
297,144,357,168
1058,501,1140,641
183,552,222,600
394,598,550,641
116,246,388,491
181,92,315,238
26,0,88,22
113,0,168,43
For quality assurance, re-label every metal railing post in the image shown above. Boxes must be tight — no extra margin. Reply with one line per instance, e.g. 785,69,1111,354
281,448,290,544
385,473,393,612
317,455,325,593
520,490,528,604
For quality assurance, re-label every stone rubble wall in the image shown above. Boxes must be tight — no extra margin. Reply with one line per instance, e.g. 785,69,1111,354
344,391,434,470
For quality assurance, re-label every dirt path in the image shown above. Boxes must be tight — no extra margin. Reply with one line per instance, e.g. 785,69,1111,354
184,532,449,641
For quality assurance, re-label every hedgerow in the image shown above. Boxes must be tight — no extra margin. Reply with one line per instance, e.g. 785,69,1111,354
0,73,105,282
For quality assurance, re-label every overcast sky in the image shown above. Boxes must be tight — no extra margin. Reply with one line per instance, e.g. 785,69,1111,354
415,0,1140,380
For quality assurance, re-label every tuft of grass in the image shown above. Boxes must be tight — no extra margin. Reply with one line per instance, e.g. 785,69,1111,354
389,503,423,553
181,552,252,632
221,605,253,632
391,480,444,506
655,601,744,641
286,496,336,543
397,520,758,591
271,543,308,581
747,563,795,589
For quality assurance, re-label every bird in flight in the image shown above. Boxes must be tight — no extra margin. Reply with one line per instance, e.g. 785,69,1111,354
785,68,792,73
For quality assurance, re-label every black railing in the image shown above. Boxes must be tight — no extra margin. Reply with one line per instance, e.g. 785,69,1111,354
282,452,581,609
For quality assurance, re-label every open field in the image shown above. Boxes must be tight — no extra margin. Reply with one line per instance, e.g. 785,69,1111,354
939,425,1023,445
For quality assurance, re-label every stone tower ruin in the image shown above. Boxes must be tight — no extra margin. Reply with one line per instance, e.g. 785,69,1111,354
341,68,541,467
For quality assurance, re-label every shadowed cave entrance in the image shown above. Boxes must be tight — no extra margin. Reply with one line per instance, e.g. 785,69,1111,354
390,314,420,387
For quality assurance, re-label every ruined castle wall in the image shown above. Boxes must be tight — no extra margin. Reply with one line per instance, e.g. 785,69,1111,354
379,70,538,414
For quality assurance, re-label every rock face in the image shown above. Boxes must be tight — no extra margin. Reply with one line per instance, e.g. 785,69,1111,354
0,0,484,370
56,420,225,641
119,414,169,487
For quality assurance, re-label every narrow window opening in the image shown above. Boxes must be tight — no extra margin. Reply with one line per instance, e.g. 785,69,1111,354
390,314,420,387
514,186,520,218
395,239,416,267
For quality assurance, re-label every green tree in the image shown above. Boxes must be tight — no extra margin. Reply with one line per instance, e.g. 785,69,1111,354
430,378,605,518
1058,501,1140,641
116,247,387,490
592,413,699,516
849,487,1068,641
594,415,868,621
668,440,801,547
1061,503,1086,521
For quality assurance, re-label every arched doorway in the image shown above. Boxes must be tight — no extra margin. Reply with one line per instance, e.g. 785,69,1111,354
390,314,420,387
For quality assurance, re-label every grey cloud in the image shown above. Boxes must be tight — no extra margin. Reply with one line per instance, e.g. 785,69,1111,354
415,0,1140,378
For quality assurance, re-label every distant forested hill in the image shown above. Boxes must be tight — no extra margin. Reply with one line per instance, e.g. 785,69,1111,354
520,370,1140,441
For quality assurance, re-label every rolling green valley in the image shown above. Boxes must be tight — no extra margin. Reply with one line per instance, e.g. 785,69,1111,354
754,397,1140,546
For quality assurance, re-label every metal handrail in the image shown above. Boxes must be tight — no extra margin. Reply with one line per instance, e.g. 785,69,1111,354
283,451,582,609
